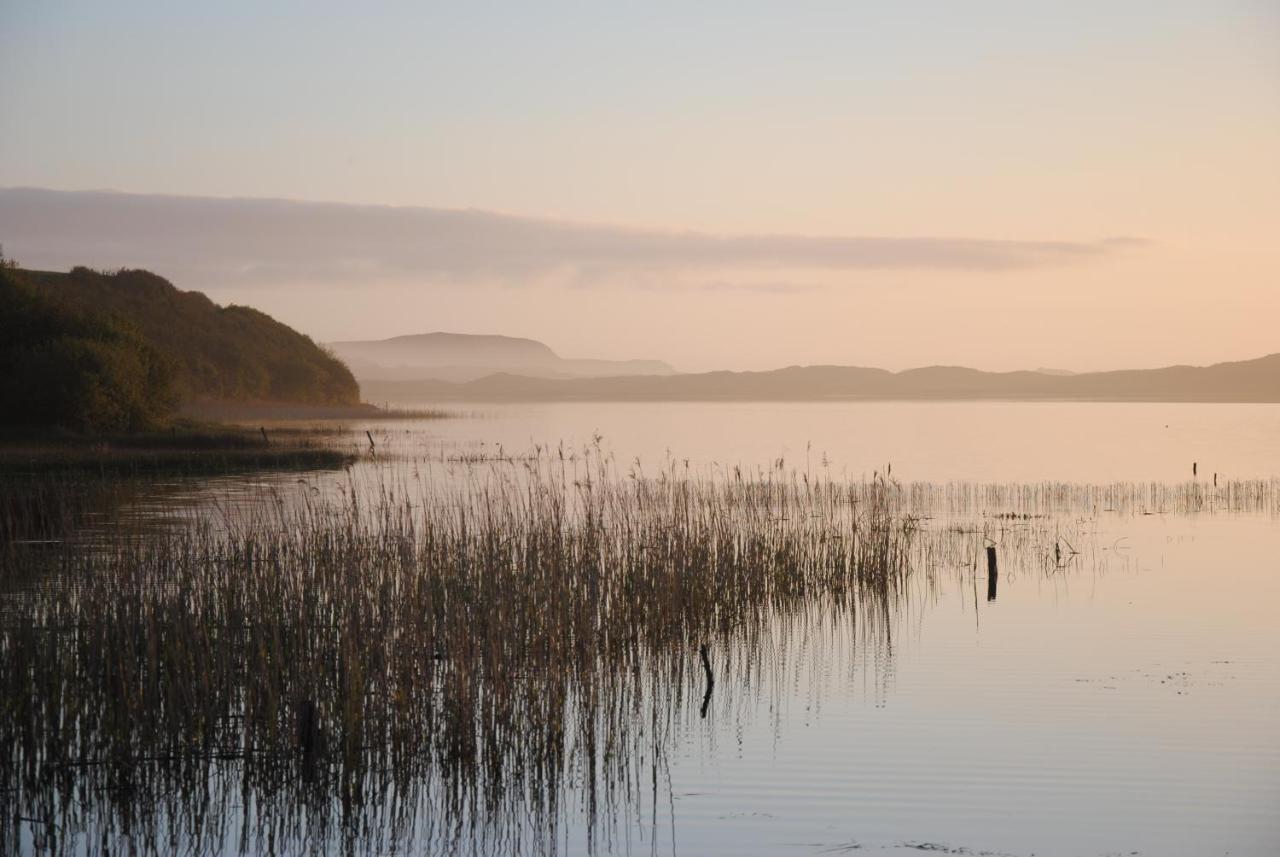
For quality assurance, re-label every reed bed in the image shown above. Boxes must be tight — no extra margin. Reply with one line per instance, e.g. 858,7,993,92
0,456,915,856
2,445,1274,855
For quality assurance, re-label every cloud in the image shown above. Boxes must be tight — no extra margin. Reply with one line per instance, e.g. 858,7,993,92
0,187,1138,291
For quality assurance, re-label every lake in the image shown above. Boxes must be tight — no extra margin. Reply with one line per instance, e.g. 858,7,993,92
4,401,1279,857
366,400,1280,483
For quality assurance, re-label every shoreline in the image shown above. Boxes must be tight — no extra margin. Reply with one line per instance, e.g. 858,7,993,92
0,422,356,477
180,400,454,422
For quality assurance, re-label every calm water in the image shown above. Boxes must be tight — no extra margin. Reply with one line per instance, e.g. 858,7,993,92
9,402,1280,856
375,400,1280,483
661,513,1280,856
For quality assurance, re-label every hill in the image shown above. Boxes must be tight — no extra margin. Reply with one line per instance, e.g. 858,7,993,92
22,266,359,406
359,354,1280,403
330,331,675,383
0,265,177,432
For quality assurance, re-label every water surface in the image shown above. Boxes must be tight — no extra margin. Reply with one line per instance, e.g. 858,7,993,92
5,401,1279,856
373,400,1280,482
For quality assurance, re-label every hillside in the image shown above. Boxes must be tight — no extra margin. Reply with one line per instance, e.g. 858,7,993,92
22,267,359,407
359,353,1280,403
330,331,675,383
0,265,177,432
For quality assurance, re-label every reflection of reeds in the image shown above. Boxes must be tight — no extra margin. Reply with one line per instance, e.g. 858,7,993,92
1,455,915,856
1,453,1275,855
906,478,1279,519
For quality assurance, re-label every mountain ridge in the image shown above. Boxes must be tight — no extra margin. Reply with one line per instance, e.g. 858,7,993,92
357,352,1280,403
329,331,675,383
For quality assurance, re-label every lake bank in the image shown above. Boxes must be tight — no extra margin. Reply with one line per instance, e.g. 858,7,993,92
0,423,355,478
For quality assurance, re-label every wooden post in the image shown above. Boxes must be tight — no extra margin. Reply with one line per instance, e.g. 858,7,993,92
986,546,998,602
699,643,715,718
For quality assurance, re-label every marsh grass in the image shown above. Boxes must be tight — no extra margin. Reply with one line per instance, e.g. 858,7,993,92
1,454,915,856
1,449,1274,856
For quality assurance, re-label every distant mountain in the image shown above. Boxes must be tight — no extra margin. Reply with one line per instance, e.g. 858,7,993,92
21,267,360,407
330,332,675,383
358,354,1280,403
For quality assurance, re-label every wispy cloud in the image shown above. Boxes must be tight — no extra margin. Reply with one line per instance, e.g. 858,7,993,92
0,188,1140,291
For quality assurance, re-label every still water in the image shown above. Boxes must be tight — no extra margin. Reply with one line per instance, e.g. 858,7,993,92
10,402,1280,856
663,512,1280,856
373,400,1280,483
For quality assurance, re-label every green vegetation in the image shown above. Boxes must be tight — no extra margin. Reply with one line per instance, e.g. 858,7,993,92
1,256,361,435
19,265,359,407
0,265,177,433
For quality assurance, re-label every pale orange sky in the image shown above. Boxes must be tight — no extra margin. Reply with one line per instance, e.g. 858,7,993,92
1,2,1277,372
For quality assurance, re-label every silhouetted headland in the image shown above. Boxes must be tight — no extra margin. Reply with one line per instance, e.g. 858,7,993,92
329,331,674,383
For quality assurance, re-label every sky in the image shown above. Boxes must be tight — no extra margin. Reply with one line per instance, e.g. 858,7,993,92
1,1,1278,372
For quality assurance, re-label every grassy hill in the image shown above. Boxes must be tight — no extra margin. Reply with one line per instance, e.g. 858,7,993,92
1,264,359,432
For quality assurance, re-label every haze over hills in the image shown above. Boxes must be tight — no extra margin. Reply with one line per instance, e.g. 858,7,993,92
329,332,675,383
358,353,1280,404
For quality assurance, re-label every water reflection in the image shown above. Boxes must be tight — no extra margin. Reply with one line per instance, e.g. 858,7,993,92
1,448,1277,856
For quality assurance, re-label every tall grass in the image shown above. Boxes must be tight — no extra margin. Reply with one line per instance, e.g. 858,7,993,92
0,454,915,856
2,447,1275,855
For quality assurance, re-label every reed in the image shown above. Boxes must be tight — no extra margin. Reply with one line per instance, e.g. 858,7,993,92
0,454,914,855
2,448,1275,855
